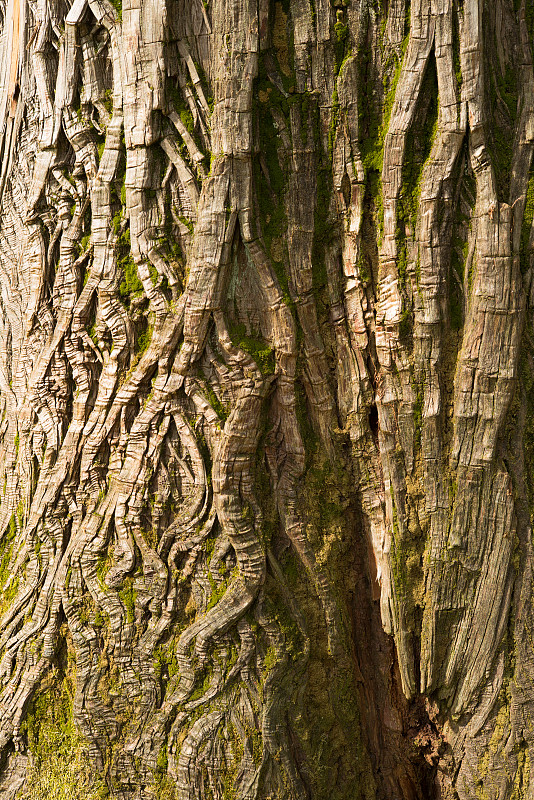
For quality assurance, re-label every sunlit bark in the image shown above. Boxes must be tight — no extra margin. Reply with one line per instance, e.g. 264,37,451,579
0,1,533,799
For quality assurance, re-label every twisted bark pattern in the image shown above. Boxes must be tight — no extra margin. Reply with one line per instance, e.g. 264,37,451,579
0,0,532,799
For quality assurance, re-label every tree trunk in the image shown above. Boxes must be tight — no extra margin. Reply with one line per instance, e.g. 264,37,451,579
0,0,532,798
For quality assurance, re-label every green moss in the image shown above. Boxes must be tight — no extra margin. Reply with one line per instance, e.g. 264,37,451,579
118,229,143,303
156,746,168,774
489,63,518,203
228,322,275,375
177,214,194,234
270,437,377,800
396,225,408,285
0,515,16,587
245,723,263,767
201,379,229,422
449,148,475,329
188,666,212,701
278,546,300,587
118,576,136,623
467,245,476,294
221,723,244,800
295,377,319,462
389,483,425,632
206,575,229,611
399,306,412,342
389,486,405,583
334,24,349,76
102,89,113,115
262,644,278,677
112,211,121,236
88,318,99,347
512,742,531,800
96,549,111,592
136,320,152,355
475,665,530,798
527,0,534,40
309,98,336,295
0,574,19,615
449,275,464,331
357,251,371,285
362,45,406,169
148,261,159,286
498,64,519,121
169,82,195,138
254,56,293,305
196,62,214,114
359,5,411,241
398,53,439,235
521,172,534,272
20,675,105,799
334,20,349,43
266,589,304,666
109,0,122,21
14,503,22,529
359,55,402,237
153,775,177,800
119,256,143,300
154,641,179,685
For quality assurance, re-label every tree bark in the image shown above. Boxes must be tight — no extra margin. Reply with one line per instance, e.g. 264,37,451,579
0,0,532,798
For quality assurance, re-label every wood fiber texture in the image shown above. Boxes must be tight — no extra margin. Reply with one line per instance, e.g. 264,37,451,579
0,0,532,799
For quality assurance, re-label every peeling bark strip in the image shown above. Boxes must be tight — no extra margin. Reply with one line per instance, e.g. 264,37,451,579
0,0,531,798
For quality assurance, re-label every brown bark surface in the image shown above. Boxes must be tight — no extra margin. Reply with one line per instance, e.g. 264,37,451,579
0,1,532,798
